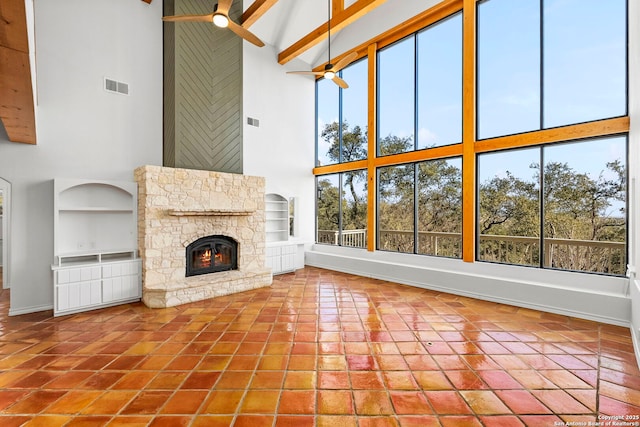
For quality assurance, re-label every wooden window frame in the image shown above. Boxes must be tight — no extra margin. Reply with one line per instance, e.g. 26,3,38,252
313,0,630,259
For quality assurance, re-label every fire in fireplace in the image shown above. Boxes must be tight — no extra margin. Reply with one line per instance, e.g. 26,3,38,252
186,235,238,277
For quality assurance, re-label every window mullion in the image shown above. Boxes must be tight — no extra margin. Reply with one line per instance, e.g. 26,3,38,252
462,0,477,262
414,164,419,254
540,0,544,130
539,147,545,268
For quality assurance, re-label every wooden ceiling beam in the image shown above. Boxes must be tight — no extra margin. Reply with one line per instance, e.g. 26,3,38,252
241,0,279,28
277,0,387,65
0,0,29,52
0,0,36,144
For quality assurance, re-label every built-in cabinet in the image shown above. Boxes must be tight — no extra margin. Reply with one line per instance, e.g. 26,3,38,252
265,193,304,275
52,179,141,316
266,243,297,274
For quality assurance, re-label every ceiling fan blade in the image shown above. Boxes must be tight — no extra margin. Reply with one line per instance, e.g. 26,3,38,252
162,14,214,22
332,51,358,73
217,0,233,16
227,20,265,47
333,76,349,89
287,71,324,76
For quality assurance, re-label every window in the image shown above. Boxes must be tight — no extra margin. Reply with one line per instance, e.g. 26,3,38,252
378,164,415,252
316,174,340,245
316,172,368,248
477,0,627,139
289,197,296,237
313,0,628,277
417,158,462,258
378,37,415,156
377,14,463,155
417,13,463,149
477,0,540,139
478,148,541,267
341,171,368,247
542,137,626,274
543,0,627,127
377,158,462,259
341,59,368,162
478,137,627,274
316,58,368,166
316,78,339,167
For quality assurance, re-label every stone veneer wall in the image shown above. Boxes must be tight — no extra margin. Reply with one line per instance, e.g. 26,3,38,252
134,165,272,308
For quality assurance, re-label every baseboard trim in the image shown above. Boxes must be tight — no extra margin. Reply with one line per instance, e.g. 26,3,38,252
631,279,640,369
9,303,54,317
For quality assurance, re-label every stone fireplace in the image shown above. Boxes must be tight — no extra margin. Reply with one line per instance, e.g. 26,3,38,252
134,165,272,308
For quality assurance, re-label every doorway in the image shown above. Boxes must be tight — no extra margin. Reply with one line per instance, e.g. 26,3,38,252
0,178,10,290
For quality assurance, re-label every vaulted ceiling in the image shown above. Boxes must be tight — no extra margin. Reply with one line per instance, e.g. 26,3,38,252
0,0,389,145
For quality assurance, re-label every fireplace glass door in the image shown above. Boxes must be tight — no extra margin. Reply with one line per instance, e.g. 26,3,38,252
186,235,238,277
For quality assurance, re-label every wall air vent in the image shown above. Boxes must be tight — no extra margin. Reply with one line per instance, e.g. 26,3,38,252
247,117,260,127
105,78,129,95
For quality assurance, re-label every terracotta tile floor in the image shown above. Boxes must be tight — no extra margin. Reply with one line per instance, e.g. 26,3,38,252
0,266,639,426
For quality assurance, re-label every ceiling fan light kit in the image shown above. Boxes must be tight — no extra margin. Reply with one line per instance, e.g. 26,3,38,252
212,14,229,28
286,0,357,88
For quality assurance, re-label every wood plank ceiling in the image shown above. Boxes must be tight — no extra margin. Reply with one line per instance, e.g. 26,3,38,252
0,0,382,145
0,0,36,144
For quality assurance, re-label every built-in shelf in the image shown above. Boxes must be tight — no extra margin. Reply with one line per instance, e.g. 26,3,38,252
167,208,255,216
54,249,137,267
58,207,134,212
53,178,141,316
266,194,288,243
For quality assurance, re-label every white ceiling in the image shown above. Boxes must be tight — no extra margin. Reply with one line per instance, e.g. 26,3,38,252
243,0,443,68
168,1,445,69
243,0,340,67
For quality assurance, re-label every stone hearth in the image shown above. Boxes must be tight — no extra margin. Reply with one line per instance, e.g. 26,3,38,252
134,165,272,308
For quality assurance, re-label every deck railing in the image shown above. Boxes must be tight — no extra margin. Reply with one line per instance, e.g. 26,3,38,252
317,229,368,247
317,229,626,275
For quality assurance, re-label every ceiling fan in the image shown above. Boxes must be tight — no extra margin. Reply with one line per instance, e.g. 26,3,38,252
162,0,265,48
287,0,358,89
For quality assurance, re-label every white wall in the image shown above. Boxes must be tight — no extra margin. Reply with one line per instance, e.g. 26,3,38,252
242,42,316,245
629,0,640,365
0,187,4,269
0,0,163,315
0,165,10,291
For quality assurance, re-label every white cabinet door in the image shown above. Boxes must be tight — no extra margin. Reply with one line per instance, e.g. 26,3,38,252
281,245,296,272
57,280,101,312
266,245,298,275
266,246,282,273
103,260,141,303
54,259,141,315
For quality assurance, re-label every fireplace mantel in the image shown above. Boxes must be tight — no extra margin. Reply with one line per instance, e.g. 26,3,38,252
167,208,255,217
